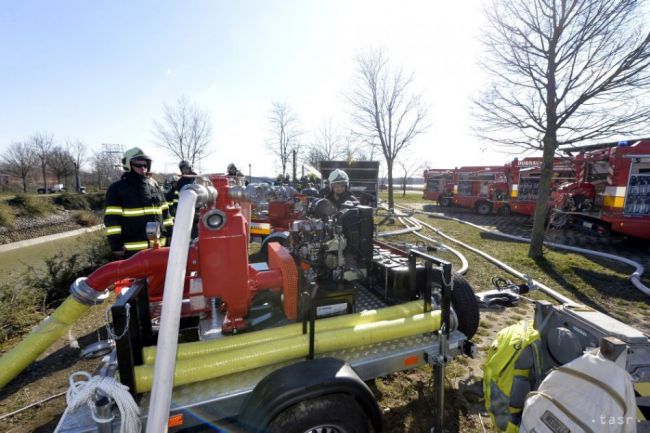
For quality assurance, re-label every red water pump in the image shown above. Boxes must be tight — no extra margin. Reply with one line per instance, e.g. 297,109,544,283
84,174,298,333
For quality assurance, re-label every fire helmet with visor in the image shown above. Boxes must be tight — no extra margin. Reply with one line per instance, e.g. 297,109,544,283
328,169,349,188
122,147,152,172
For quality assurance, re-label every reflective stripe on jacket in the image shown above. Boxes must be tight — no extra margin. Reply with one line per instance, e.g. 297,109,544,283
103,171,173,253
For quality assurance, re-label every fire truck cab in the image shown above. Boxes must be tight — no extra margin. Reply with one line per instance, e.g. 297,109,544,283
422,168,454,203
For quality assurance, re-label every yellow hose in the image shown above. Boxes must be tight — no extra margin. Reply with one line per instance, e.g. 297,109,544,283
142,300,427,364
135,310,441,392
0,296,89,389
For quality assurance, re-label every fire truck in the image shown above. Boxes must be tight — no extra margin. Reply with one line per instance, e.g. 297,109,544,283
505,157,575,217
550,138,650,239
435,166,508,215
422,168,454,202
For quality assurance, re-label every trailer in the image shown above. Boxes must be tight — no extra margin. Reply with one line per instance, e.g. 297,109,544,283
44,174,478,433
551,138,650,239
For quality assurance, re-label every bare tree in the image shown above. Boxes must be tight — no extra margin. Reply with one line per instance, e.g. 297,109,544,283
31,132,54,192
91,151,114,189
267,102,302,178
348,49,429,209
67,139,86,192
47,146,75,187
153,96,213,166
306,119,347,165
476,0,650,258
397,158,424,197
1,141,37,192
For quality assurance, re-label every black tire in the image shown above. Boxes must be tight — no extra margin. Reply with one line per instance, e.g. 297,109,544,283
549,212,569,229
498,205,512,216
450,274,480,339
258,231,290,262
439,196,451,207
476,201,492,215
267,394,369,433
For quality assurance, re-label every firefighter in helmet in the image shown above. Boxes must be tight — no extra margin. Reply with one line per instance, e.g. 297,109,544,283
325,169,359,209
103,147,174,259
169,159,198,216
227,163,242,177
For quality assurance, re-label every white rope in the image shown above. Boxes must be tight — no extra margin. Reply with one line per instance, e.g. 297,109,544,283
65,371,141,433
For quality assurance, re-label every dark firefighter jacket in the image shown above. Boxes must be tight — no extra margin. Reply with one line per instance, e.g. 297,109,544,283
104,171,174,255
170,172,197,215
325,189,359,209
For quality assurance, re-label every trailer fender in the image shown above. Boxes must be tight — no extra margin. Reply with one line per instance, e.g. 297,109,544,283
238,357,382,433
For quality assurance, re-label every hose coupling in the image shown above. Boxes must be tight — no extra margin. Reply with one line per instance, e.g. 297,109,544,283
183,183,217,208
70,277,109,306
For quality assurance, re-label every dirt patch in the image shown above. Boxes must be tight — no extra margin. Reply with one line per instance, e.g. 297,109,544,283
0,304,109,433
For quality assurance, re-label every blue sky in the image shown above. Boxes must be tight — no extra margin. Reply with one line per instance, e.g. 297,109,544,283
0,0,509,176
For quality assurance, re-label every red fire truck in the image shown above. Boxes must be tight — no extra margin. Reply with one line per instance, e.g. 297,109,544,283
441,166,508,214
422,168,454,202
550,138,650,239
507,157,575,217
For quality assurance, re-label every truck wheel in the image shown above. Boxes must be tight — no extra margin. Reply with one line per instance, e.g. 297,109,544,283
476,202,492,215
451,274,480,339
267,394,369,433
439,197,451,207
549,213,568,229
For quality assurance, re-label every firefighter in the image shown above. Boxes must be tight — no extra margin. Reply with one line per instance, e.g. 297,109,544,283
227,163,243,177
325,169,359,209
169,159,198,216
104,147,174,259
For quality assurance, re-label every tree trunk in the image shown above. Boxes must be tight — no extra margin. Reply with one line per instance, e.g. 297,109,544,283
41,163,47,191
22,177,27,193
387,158,394,209
528,136,556,258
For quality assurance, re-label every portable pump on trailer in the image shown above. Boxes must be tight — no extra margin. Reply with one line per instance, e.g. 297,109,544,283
36,172,479,432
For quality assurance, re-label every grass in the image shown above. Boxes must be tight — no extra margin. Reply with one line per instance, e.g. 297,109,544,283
8,193,55,217
0,202,15,227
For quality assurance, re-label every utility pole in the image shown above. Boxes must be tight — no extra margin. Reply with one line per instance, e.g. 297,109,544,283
292,149,297,186
248,163,252,183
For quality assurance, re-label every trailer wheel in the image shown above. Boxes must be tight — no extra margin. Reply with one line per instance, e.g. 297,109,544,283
451,274,480,339
439,196,451,207
476,201,492,215
267,394,369,433
258,231,290,262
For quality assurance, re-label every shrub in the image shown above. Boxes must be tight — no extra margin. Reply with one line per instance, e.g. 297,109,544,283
85,192,105,211
75,210,101,226
0,281,45,341
0,202,15,227
9,193,55,217
55,193,90,210
26,233,113,304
